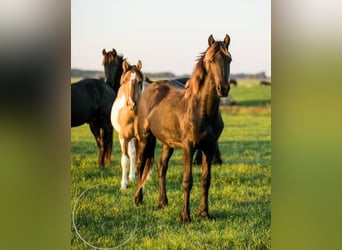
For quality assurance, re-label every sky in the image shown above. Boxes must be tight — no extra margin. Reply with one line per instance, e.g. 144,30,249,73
71,0,271,77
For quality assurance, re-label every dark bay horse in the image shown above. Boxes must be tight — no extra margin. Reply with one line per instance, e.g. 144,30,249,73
111,60,145,189
134,34,232,223
71,49,124,167
170,77,223,165
102,48,125,94
71,78,116,167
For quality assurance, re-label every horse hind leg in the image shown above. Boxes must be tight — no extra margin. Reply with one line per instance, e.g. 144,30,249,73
179,145,195,223
193,144,222,165
103,125,113,166
197,146,216,220
193,149,202,165
89,122,105,167
212,143,223,165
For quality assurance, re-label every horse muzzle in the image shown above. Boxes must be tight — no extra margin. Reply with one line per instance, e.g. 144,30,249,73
216,83,230,97
127,99,136,110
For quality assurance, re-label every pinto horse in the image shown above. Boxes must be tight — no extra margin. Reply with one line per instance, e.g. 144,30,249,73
71,78,116,167
111,60,144,189
134,34,232,223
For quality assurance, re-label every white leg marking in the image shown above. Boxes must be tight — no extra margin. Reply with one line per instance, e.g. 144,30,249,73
121,154,129,190
127,139,136,182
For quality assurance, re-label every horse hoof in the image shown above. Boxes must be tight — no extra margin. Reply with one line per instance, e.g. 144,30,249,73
197,211,215,221
157,201,168,209
178,214,191,224
129,176,135,182
134,193,143,205
120,183,127,190
134,197,142,205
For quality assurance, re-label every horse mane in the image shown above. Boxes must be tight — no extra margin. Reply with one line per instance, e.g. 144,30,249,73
185,54,206,95
102,49,125,92
185,42,228,97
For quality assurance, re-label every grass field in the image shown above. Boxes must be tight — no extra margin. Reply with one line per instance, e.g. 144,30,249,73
71,81,271,249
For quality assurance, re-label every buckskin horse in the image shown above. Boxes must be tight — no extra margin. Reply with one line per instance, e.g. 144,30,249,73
134,34,232,223
159,77,224,165
110,60,144,189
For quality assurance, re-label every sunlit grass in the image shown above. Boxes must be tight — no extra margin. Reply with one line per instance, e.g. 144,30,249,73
71,82,271,249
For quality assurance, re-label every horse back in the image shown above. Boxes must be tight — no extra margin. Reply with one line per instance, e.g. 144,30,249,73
71,78,116,127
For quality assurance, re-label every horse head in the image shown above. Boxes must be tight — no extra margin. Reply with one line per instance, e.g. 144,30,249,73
120,60,144,110
102,48,124,93
204,34,232,97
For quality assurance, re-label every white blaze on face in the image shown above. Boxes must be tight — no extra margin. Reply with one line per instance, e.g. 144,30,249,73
130,72,136,82
127,72,136,107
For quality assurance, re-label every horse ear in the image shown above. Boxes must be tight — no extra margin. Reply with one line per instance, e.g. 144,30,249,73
224,34,230,48
136,60,142,70
122,60,129,71
112,48,117,56
208,34,215,46
102,49,106,56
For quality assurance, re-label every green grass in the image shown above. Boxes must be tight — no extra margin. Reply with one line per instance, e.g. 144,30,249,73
71,77,83,83
71,81,271,249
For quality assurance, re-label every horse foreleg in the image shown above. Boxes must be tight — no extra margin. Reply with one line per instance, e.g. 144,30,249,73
198,146,215,220
127,138,136,182
157,144,174,208
119,138,129,190
179,145,194,223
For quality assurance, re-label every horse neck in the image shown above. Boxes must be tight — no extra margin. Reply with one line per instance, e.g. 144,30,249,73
117,82,128,100
104,63,123,94
189,73,221,118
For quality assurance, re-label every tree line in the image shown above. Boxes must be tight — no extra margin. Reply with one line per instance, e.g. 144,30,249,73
71,69,269,80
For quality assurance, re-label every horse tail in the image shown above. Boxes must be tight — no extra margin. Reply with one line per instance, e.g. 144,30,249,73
140,133,156,186
134,132,156,204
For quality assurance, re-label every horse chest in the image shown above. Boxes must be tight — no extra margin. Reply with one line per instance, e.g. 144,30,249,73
188,115,224,145
111,94,127,133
